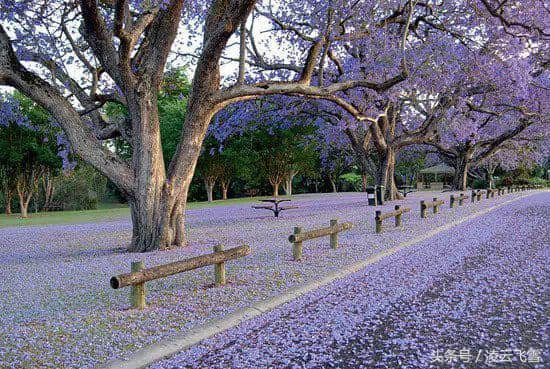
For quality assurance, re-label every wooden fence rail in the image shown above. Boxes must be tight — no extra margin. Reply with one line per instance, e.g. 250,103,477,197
288,219,353,261
420,198,444,218
110,245,251,309
450,193,469,208
375,205,411,233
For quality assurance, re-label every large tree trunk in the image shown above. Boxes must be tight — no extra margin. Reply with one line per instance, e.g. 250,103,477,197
126,89,182,253
205,179,215,202
19,198,28,218
486,167,495,189
221,181,229,200
272,181,280,197
15,170,39,218
376,148,403,201
361,174,367,192
452,154,470,191
283,171,296,196
5,189,12,215
138,56,222,252
128,191,186,253
329,177,337,193
17,190,31,218
42,174,54,212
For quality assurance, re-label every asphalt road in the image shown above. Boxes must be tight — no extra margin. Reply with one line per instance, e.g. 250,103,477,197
151,193,549,369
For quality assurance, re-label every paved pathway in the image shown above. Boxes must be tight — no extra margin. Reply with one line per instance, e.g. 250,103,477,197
151,193,549,369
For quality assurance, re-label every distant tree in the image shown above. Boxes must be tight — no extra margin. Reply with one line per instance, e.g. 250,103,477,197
0,94,63,217
246,126,317,197
0,166,15,214
196,140,224,202
217,147,239,201
395,147,426,187
319,143,352,193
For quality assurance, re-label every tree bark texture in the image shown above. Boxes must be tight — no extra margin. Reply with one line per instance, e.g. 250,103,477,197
452,152,471,191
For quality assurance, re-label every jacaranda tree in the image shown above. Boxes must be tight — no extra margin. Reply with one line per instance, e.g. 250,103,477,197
0,0,547,251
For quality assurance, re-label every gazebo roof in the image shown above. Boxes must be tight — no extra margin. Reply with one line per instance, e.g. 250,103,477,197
419,163,455,175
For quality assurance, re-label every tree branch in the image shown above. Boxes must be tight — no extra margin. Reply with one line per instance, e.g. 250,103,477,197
0,25,134,195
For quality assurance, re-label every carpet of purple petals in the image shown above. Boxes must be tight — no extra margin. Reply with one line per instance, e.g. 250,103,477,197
152,192,549,369
0,190,545,368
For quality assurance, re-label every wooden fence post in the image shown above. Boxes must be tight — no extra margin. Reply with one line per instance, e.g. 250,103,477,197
330,219,338,249
130,261,146,309
293,227,303,261
213,244,226,286
486,190,490,199
420,200,427,218
375,211,382,233
395,205,402,227
450,195,455,208
476,191,482,201
432,197,439,214
459,193,464,206
471,190,476,203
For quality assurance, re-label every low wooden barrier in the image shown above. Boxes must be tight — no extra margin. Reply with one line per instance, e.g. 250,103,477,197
288,219,353,261
110,245,251,309
375,205,411,233
420,197,444,218
486,189,496,199
450,193,468,208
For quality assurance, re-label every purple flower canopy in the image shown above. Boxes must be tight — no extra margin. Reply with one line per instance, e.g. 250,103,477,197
2,0,547,163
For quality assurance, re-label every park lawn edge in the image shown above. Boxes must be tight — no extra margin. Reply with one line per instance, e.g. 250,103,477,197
0,195,293,229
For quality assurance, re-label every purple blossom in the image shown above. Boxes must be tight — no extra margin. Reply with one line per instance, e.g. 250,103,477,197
0,189,545,368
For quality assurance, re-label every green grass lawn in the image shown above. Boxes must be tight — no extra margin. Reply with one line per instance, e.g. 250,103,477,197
0,195,292,228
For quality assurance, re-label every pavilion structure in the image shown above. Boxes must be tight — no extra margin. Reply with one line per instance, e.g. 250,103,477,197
416,163,455,190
